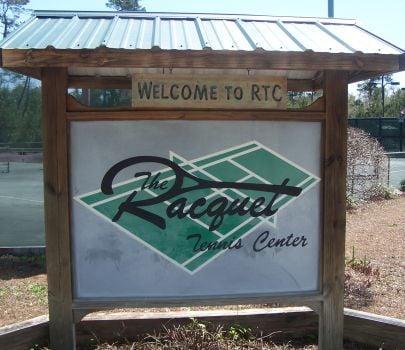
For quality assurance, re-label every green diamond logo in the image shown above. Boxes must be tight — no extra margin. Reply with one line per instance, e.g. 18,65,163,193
75,141,319,274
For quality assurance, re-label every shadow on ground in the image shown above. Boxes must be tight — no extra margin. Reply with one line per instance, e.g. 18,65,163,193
0,254,46,280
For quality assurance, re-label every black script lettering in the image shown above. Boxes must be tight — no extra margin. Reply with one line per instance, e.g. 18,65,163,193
187,233,243,252
139,172,168,190
101,156,302,231
253,231,308,252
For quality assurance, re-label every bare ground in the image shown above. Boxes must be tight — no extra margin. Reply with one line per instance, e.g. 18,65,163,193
345,196,405,318
0,197,404,330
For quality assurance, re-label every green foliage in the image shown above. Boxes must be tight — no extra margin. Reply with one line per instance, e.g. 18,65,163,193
370,184,400,200
106,0,145,11
27,283,48,303
346,195,358,210
0,0,30,37
287,91,315,108
15,254,46,266
384,186,399,199
0,75,42,143
71,88,131,108
345,246,379,277
350,74,404,118
228,324,252,341
400,179,405,192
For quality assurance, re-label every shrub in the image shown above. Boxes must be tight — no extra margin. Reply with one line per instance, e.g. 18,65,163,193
370,184,400,200
346,195,358,210
347,127,388,201
400,179,405,192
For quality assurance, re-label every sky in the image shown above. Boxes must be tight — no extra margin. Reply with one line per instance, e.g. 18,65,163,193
27,0,405,93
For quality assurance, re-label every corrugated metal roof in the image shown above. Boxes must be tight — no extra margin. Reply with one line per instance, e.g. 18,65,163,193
1,11,403,55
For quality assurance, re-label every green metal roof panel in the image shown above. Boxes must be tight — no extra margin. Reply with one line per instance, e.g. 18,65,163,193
1,11,403,54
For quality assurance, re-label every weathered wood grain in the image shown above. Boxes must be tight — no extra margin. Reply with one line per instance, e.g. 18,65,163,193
67,75,321,93
319,71,348,350
1,49,400,72
2,308,404,350
42,68,76,349
344,308,405,348
72,293,323,312
0,316,49,350
65,109,326,121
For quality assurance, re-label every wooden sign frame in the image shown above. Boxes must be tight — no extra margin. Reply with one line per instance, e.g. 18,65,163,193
42,68,347,350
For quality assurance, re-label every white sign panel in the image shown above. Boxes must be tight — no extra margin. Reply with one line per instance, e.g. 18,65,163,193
70,120,321,299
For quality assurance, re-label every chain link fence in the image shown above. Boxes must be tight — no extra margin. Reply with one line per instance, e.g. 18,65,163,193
349,117,404,152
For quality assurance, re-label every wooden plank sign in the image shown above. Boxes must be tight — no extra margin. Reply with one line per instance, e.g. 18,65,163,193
132,75,287,109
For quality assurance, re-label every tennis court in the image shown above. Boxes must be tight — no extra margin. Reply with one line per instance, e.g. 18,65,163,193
388,155,405,189
0,162,45,247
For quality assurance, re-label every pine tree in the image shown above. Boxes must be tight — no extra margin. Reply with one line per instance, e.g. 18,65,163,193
106,0,145,11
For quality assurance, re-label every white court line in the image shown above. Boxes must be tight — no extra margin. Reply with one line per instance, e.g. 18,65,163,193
171,152,271,226
181,215,257,267
77,141,259,198
143,188,223,238
0,195,43,204
79,144,261,207
183,174,253,211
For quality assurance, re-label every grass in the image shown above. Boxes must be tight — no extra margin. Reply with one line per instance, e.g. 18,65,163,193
27,283,48,304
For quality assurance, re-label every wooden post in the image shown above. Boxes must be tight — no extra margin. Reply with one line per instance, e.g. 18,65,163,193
42,68,76,349
319,71,348,349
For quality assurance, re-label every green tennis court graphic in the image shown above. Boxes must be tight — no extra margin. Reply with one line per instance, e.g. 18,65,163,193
75,141,320,273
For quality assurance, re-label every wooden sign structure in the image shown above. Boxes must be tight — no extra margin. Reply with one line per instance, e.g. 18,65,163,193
1,10,403,350
42,71,347,350
132,74,287,109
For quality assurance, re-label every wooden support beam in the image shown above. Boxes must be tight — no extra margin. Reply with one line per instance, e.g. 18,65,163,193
1,49,401,72
42,68,75,349
287,79,321,92
319,71,348,350
67,76,321,92
65,109,326,121
399,54,405,71
2,308,405,350
7,67,42,80
68,75,131,89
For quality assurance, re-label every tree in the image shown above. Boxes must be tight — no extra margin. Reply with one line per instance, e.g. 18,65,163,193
356,74,396,117
0,0,41,145
0,0,29,38
106,0,145,11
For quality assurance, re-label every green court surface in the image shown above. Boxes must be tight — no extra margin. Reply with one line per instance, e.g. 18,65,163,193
0,162,45,247
77,141,319,273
